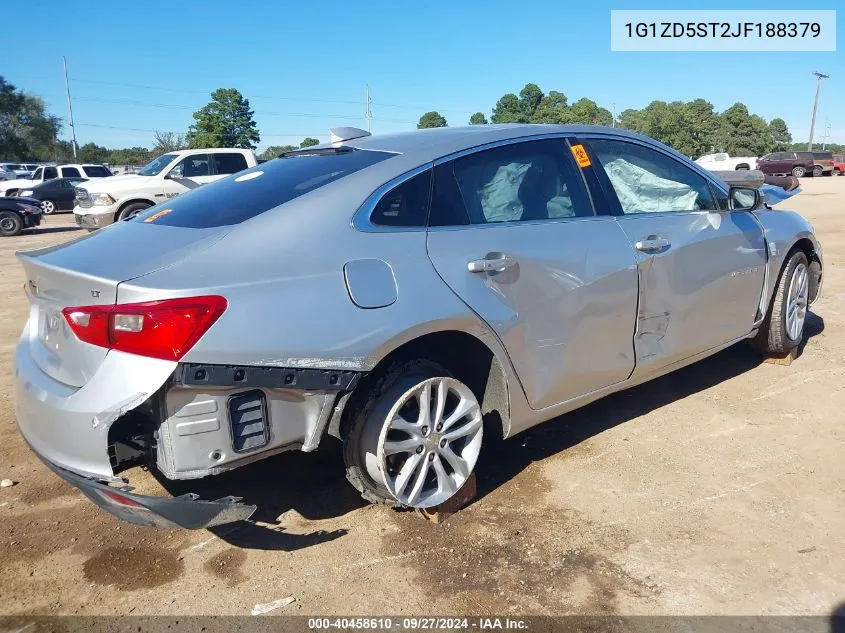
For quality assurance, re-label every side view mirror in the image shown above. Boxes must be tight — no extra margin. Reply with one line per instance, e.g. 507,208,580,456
165,168,183,180
729,186,762,212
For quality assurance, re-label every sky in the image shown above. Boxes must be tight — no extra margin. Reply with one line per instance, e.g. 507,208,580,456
4,0,843,153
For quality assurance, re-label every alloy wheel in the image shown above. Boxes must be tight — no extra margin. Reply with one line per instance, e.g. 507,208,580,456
40,200,55,214
371,377,483,508
786,262,809,342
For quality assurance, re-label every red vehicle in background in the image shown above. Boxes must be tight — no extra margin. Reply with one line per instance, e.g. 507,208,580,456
834,154,844,175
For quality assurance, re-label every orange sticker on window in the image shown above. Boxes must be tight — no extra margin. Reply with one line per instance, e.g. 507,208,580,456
144,208,172,223
570,144,591,168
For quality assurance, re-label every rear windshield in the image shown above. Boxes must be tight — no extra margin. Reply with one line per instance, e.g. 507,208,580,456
135,149,395,229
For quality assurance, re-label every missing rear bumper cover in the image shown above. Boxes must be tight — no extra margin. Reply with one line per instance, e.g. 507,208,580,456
179,363,361,391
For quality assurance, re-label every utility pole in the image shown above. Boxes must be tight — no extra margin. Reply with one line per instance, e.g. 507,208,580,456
821,119,832,150
807,71,829,151
612,103,617,128
62,56,78,159
365,85,373,133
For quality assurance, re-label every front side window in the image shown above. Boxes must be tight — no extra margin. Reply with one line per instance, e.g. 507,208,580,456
589,138,717,214
370,170,432,227
172,154,211,178
446,139,592,225
138,154,178,176
61,167,81,178
213,153,248,175
30,167,43,180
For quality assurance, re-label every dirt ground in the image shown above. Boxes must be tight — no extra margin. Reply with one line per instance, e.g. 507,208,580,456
1,179,843,617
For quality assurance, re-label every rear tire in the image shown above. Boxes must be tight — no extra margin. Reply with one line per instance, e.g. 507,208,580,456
792,166,806,178
343,359,483,509
0,211,23,237
812,165,823,177
116,202,151,222
755,250,810,355
40,199,56,215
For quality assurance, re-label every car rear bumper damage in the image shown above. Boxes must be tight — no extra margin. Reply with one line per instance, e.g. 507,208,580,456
31,446,257,529
15,319,363,528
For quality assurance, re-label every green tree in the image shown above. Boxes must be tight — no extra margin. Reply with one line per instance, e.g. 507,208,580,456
617,108,644,133
768,118,792,151
0,76,62,160
187,88,260,149
151,131,187,157
518,83,543,120
300,137,319,148
491,93,523,123
260,145,297,160
469,112,488,125
717,103,763,156
418,111,448,128
568,98,613,126
684,99,719,157
77,142,109,163
530,91,570,124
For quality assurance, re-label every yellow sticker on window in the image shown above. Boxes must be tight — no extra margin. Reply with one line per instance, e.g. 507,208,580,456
144,208,172,223
570,144,592,168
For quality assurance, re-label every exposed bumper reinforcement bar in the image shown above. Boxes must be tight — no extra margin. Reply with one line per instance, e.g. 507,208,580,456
179,362,361,391
38,453,256,529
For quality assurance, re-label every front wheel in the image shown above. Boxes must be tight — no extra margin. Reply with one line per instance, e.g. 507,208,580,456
792,166,806,178
755,250,810,355
343,360,483,509
116,202,151,222
0,211,23,237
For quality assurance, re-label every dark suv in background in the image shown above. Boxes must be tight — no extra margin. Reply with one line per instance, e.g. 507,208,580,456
811,151,835,176
757,151,816,177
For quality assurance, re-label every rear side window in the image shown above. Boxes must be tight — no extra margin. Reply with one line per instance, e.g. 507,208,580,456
44,167,58,179
445,139,592,225
137,149,394,228
813,152,833,160
82,165,111,177
61,167,81,178
213,153,248,175
370,170,431,227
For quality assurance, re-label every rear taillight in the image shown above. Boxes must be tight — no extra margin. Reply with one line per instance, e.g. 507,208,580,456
62,296,227,361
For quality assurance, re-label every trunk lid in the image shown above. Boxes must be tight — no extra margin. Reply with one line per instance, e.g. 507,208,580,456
18,221,229,388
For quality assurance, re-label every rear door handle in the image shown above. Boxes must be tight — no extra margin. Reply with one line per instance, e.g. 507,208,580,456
634,236,671,254
467,256,517,273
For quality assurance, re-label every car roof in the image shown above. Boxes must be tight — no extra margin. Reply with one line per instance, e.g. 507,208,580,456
341,124,654,163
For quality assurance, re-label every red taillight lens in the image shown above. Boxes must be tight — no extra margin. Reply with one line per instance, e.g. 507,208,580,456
62,296,227,361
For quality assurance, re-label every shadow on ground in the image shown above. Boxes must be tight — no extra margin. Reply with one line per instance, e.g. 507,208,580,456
27,225,82,235
159,313,823,551
474,311,823,503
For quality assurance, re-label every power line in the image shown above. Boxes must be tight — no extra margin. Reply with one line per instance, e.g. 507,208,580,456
75,123,328,138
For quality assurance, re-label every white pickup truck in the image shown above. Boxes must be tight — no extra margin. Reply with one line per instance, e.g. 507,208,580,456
73,148,258,229
695,152,758,172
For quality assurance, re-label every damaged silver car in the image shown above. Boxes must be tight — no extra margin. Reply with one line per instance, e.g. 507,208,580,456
14,125,823,528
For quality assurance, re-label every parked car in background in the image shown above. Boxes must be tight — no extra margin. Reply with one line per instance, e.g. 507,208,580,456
0,196,42,236
757,151,816,177
14,125,823,529
695,152,757,171
74,148,257,229
833,154,844,175
0,166,17,181
0,164,111,196
811,151,835,176
12,177,87,214
0,163,36,177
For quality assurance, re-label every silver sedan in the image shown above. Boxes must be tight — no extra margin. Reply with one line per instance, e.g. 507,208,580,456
14,125,823,528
